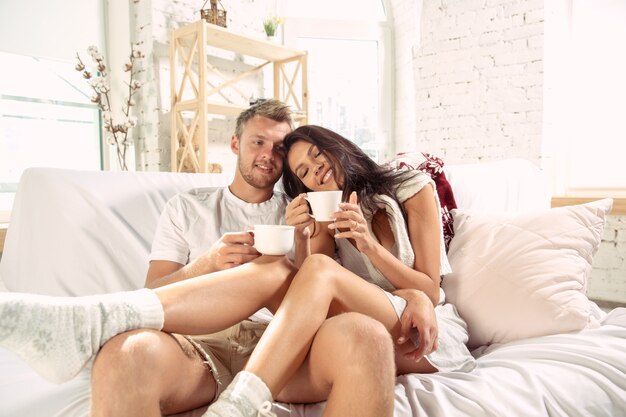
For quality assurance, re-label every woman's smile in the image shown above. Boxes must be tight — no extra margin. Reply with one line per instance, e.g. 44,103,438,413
319,168,333,185
287,140,344,192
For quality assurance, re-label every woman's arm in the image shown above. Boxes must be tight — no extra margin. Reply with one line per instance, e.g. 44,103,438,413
396,184,442,302
331,187,442,304
286,194,336,267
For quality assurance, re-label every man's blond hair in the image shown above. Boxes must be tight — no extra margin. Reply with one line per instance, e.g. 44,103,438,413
234,99,294,139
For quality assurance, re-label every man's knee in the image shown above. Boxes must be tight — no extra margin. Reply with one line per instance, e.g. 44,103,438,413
92,330,216,415
317,313,395,369
307,313,396,392
331,313,393,355
92,329,172,383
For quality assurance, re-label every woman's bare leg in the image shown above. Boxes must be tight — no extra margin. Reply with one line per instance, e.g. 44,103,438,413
90,256,297,417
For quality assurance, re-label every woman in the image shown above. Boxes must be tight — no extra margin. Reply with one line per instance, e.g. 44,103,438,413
204,126,475,416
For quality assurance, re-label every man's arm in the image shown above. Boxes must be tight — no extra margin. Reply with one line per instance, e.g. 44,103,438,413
145,260,196,289
145,231,261,289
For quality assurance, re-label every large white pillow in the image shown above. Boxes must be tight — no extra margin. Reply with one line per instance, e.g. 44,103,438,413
443,198,612,349
0,168,231,296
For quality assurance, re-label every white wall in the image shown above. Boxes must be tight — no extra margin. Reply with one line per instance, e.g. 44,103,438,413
132,0,625,304
593,216,626,303
390,0,625,305
0,0,105,61
392,0,543,163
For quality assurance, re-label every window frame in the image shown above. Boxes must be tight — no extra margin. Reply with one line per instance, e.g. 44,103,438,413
283,10,394,161
543,0,626,214
0,53,104,215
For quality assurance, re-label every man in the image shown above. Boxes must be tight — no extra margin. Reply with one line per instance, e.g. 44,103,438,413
90,99,398,416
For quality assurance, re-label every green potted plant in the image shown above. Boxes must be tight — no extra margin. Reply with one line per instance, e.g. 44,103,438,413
263,16,284,41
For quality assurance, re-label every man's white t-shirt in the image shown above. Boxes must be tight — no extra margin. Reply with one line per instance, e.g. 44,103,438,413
150,186,290,265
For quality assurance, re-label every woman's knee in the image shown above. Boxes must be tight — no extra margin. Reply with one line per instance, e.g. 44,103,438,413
301,253,336,270
296,254,340,287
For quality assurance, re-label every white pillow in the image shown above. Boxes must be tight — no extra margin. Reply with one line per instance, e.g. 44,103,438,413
443,198,613,349
1,168,231,296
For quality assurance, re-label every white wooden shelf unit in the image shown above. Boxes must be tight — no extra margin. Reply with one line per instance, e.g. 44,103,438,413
170,20,308,173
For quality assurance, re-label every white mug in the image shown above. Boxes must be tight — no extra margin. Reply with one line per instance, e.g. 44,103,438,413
253,225,295,255
305,190,343,222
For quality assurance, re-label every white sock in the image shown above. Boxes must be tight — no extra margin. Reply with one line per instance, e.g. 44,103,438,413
0,288,164,383
203,371,273,417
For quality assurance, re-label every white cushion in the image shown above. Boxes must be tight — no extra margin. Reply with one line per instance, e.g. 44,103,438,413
443,198,612,349
445,159,551,213
0,168,231,296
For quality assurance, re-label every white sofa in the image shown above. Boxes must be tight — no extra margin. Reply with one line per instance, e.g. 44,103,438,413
1,160,625,417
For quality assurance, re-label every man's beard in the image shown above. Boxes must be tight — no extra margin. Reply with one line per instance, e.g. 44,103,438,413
239,158,280,189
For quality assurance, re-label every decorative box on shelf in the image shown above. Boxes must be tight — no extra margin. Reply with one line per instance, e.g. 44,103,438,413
170,20,308,173
200,0,227,28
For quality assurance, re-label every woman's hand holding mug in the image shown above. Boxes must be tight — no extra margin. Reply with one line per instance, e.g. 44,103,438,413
285,194,314,240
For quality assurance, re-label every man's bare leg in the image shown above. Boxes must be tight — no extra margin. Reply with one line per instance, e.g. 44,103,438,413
157,256,295,335
91,329,215,417
277,313,396,417
0,255,295,384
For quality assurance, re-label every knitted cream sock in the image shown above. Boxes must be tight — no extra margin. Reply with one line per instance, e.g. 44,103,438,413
203,371,273,417
0,288,164,383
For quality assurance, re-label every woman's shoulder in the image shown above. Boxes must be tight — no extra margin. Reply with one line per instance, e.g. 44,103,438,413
395,170,434,203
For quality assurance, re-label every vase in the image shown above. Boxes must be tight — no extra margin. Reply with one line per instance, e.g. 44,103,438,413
266,35,279,44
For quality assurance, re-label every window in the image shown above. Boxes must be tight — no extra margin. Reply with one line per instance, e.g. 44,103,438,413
544,0,626,198
0,52,102,213
282,0,392,161
0,0,105,215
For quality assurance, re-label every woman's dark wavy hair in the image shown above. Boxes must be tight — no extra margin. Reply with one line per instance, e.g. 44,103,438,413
282,125,412,218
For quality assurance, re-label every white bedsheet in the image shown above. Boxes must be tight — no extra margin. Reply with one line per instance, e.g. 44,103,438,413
2,309,624,417
394,309,626,417
1,163,625,417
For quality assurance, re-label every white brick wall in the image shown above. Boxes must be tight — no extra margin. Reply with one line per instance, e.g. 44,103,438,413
130,0,278,172
398,0,544,164
391,0,625,304
590,215,626,303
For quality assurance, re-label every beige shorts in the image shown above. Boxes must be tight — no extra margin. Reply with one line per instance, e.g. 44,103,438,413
183,319,268,401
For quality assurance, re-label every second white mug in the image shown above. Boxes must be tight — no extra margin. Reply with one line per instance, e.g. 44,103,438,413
305,190,343,222
253,225,295,255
